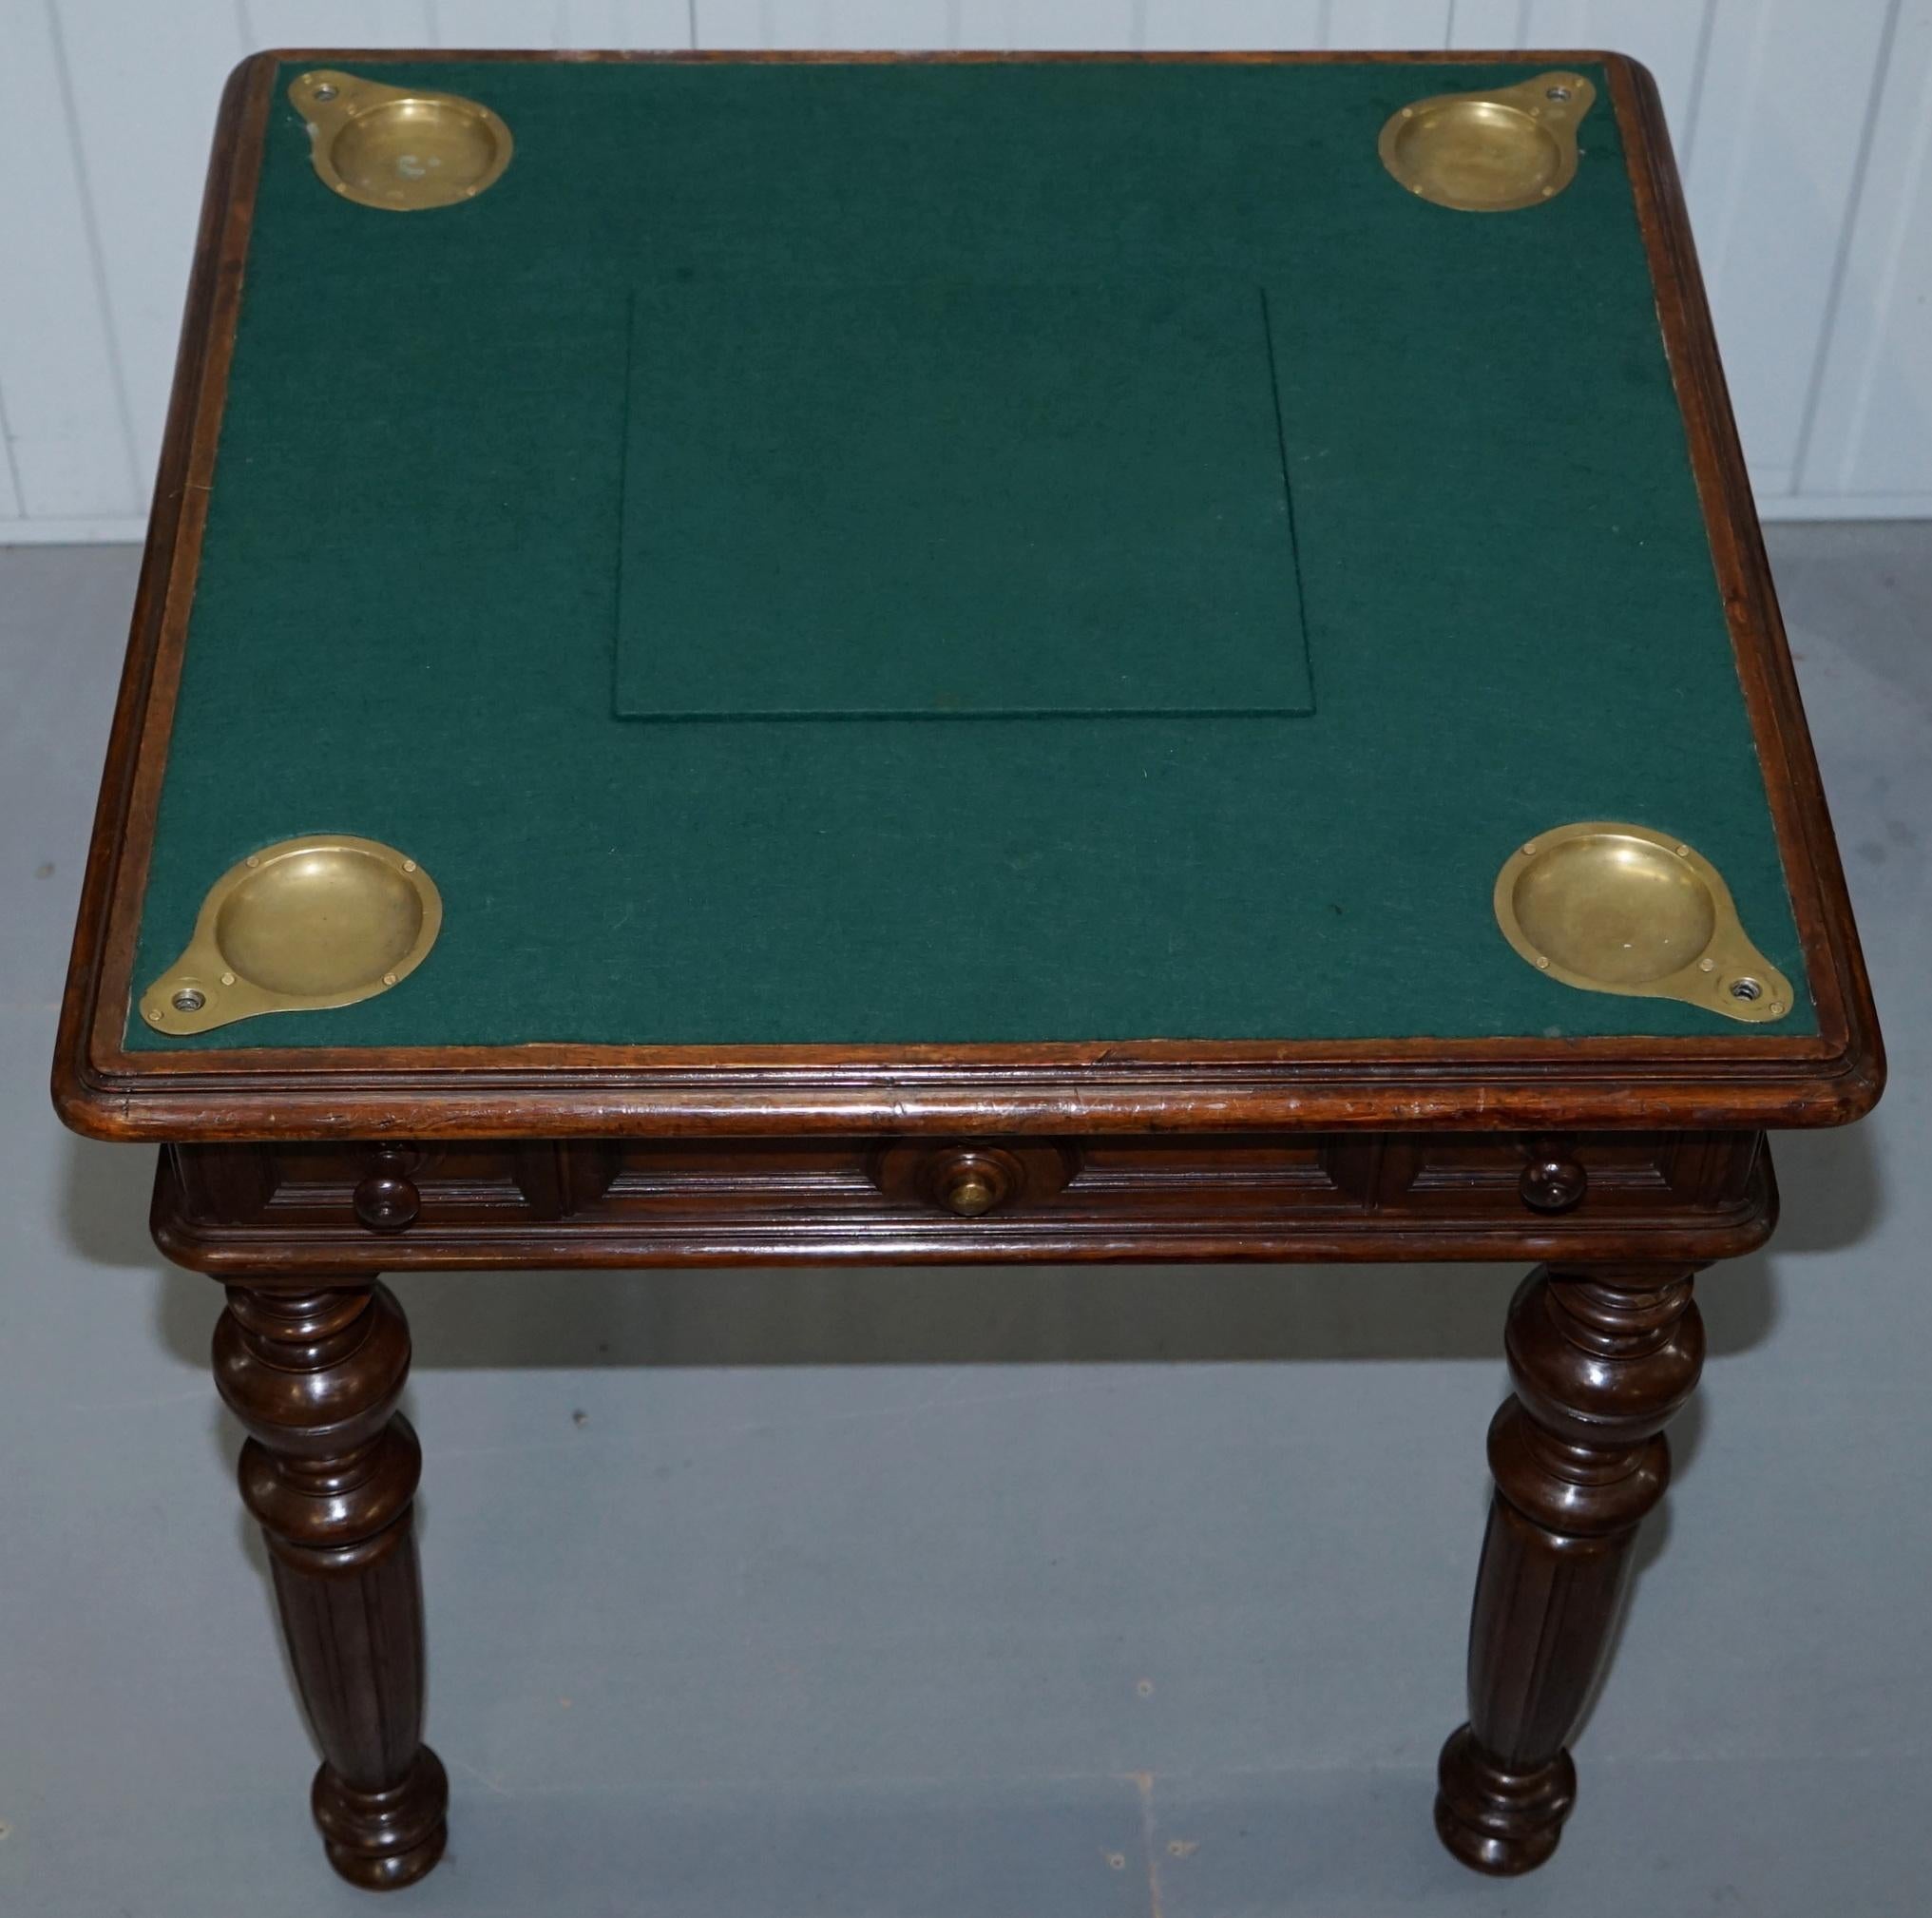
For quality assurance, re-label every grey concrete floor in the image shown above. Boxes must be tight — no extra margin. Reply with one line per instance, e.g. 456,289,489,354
2,523,1927,1915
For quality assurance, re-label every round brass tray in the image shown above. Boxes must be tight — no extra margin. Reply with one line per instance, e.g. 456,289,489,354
141,836,442,1037
290,70,512,211
1380,71,1595,213
1493,822,1792,1024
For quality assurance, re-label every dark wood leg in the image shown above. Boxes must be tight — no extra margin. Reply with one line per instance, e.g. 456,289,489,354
1435,1264,1704,1874
213,1281,448,1890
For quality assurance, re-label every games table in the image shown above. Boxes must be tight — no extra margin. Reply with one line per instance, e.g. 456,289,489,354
53,47,1882,1892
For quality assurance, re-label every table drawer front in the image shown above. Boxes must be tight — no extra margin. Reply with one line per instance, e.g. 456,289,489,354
156,1130,1770,1272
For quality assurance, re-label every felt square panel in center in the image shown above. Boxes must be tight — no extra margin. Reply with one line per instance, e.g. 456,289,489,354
614,281,1313,719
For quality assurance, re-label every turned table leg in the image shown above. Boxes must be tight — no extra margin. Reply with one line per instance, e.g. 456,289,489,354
213,1281,448,1889
1435,1263,1704,1874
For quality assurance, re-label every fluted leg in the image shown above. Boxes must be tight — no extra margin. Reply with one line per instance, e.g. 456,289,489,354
214,1282,448,1890
1435,1265,1704,1874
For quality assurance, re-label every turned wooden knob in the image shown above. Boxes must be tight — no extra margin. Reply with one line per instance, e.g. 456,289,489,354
1520,1145,1587,1214
354,1151,421,1234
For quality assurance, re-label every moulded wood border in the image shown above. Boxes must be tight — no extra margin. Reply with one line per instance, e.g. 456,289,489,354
153,1171,1778,1275
51,48,1884,1142
150,1126,1777,1274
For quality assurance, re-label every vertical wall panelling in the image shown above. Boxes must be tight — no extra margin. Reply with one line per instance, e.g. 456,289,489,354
1688,0,1895,501
1799,0,1930,503
0,3,145,524
1521,0,1712,141
0,403,20,527
1142,1,1324,46
698,2,954,48
9,0,1932,533
697,1,782,48
49,4,243,498
420,0,547,43
572,2,698,44
821,2,954,48
952,0,1138,48
243,2,434,46
432,2,693,46
1445,0,1528,44
1329,2,1455,50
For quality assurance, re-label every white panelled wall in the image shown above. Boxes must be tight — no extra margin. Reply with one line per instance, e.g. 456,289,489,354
3,0,1927,539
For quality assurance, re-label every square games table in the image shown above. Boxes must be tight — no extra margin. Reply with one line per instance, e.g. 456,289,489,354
54,47,1883,1893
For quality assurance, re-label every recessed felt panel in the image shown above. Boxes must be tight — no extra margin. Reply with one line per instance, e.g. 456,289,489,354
615,282,1314,719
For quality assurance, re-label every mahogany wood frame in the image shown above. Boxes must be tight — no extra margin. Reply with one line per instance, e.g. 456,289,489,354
52,46,1882,1896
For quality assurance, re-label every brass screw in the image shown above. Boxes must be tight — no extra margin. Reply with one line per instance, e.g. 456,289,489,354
382,971,398,987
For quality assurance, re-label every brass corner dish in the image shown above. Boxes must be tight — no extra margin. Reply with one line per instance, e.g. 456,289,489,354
290,69,512,211
1494,822,1793,1025
141,835,442,1037
1380,70,1596,212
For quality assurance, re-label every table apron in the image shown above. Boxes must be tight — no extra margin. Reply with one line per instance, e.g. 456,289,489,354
152,1129,1774,1274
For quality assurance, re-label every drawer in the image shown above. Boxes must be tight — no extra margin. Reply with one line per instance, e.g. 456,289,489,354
155,1130,1771,1273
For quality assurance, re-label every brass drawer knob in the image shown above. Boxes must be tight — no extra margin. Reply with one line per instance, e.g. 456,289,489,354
942,1168,998,1217
934,1152,1010,1218
868,1139,1080,1218
1520,1146,1587,1214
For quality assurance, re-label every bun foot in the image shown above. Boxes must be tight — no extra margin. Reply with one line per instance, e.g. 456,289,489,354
313,1747,450,1890
1433,1724,1575,1876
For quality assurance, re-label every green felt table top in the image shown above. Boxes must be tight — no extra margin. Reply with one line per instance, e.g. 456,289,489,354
616,279,1314,719
126,54,1812,1051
